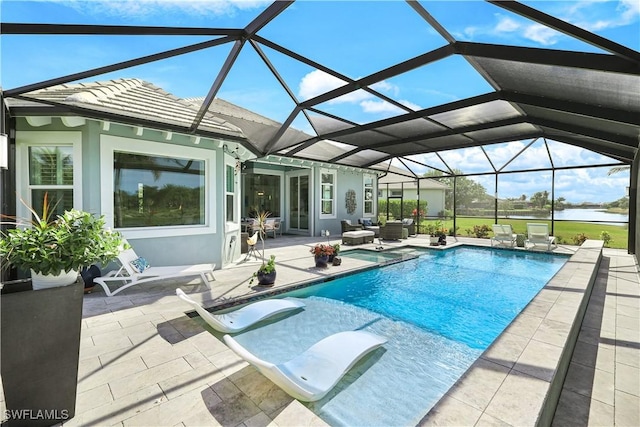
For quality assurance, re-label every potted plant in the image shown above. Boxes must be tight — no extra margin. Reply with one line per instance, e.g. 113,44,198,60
436,225,448,245
249,210,277,286
425,223,439,246
331,243,342,266
0,194,125,426
251,254,276,286
0,194,125,289
310,243,335,268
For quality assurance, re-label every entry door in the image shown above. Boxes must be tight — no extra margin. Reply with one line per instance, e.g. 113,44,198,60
287,173,310,233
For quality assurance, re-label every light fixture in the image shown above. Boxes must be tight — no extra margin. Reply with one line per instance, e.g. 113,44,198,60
0,134,8,169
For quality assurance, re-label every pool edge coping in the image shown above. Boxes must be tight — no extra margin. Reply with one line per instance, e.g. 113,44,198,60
417,239,604,427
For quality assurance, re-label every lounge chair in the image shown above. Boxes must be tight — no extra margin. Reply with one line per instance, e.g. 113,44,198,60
176,289,305,333
224,330,387,402
93,245,215,296
380,221,403,240
341,219,363,233
525,223,557,251
491,224,517,247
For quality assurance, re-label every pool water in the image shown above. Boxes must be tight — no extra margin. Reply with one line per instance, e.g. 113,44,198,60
231,246,568,426
340,246,430,263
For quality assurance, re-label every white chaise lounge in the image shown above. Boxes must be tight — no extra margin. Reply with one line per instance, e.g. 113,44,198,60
176,289,305,333
491,224,517,247
526,223,557,251
224,330,387,402
94,245,215,296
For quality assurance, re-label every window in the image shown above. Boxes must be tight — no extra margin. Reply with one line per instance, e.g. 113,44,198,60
16,131,82,220
242,173,281,217
363,175,375,216
390,189,403,197
320,169,336,218
101,135,216,238
29,146,74,216
226,164,235,222
113,152,205,228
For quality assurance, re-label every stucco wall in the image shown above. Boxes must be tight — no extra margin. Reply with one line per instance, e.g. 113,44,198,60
14,117,229,269
315,169,376,237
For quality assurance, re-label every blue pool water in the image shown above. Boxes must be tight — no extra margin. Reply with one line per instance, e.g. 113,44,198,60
231,246,568,426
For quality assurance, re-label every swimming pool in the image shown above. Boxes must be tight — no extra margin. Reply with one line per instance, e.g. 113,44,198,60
230,246,568,426
340,246,430,263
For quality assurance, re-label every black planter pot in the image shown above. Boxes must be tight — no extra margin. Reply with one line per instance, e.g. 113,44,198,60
315,255,330,268
257,270,276,286
438,235,447,245
1,278,84,427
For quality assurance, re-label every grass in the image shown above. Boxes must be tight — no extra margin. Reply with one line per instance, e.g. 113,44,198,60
418,217,629,249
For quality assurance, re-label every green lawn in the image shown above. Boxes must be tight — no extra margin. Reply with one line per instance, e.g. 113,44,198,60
417,217,629,249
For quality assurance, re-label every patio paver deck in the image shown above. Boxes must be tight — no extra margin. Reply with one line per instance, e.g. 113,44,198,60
1,235,638,426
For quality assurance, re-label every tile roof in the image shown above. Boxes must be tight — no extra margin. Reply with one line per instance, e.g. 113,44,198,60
11,78,246,140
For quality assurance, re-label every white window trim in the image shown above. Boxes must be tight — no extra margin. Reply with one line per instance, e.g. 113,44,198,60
100,134,216,239
16,131,83,220
319,168,336,219
363,174,375,217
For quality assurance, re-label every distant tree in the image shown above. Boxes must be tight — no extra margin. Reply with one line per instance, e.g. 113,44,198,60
555,197,566,209
520,194,527,201
530,191,550,209
423,169,489,208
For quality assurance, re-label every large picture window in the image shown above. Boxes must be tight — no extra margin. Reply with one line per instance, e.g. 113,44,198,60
113,152,205,228
320,169,336,218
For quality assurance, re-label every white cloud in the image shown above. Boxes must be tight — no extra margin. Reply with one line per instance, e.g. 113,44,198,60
298,70,349,101
398,99,422,111
298,70,416,117
494,16,520,33
45,0,269,18
360,100,404,114
570,0,640,32
523,24,562,46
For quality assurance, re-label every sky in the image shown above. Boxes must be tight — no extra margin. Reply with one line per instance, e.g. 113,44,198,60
1,0,638,204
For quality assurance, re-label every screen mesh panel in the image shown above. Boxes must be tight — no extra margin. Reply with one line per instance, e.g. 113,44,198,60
472,57,640,112
375,118,447,139
429,100,522,128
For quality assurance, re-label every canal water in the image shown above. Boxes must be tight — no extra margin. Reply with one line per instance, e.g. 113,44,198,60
509,208,628,225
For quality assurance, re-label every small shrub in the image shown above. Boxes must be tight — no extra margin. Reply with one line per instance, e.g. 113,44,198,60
471,224,491,238
600,231,612,247
572,233,589,246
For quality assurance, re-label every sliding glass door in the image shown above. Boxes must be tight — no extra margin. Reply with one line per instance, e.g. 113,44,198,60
287,172,309,233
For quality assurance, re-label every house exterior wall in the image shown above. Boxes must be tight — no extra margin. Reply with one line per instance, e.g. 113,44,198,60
13,117,236,270
12,116,382,275
314,169,377,237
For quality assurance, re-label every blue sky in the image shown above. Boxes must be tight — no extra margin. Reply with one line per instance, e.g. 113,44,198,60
1,0,638,203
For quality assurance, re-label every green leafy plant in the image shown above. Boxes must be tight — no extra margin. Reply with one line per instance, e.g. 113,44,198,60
600,231,612,247
332,243,341,255
0,193,125,275
254,210,271,263
572,233,589,246
248,210,277,284
468,224,491,238
250,255,276,284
